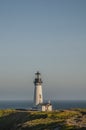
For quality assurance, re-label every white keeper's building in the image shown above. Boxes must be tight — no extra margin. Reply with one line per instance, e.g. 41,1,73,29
41,102,52,111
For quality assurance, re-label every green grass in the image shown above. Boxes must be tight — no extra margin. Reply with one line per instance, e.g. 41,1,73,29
0,109,16,117
0,109,86,130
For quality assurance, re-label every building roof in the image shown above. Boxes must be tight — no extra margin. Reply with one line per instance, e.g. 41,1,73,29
42,103,52,106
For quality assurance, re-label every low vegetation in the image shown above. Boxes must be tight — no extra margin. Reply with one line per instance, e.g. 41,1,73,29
0,108,86,130
0,109,16,117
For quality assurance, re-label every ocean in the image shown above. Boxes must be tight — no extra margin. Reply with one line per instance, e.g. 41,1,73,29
0,100,86,110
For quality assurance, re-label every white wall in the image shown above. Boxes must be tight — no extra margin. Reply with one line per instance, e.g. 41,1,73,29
42,105,52,111
34,85,43,105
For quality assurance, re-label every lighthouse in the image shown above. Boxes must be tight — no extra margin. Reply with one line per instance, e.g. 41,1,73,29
34,71,43,106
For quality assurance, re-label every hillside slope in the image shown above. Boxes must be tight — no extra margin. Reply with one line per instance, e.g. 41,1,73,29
0,109,86,130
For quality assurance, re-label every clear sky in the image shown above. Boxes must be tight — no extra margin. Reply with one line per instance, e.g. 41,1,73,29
0,0,86,100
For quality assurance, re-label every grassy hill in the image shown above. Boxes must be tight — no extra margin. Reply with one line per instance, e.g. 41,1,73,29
0,108,86,130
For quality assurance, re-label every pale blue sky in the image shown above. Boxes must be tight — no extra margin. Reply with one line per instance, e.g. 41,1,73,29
0,0,86,100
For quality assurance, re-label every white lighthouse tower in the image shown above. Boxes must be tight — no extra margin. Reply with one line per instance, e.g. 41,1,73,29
34,71,43,106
